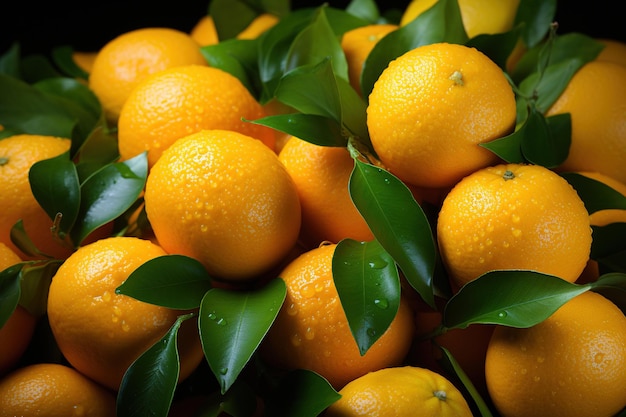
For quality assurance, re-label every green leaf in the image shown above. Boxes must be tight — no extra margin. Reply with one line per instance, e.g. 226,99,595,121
561,172,626,214
590,224,626,273
201,380,260,417
333,239,401,355
251,113,346,146
19,260,62,317
117,255,213,310
335,74,370,145
285,6,349,81
51,46,89,80
361,0,468,98
520,109,570,168
345,0,381,23
210,0,260,41
349,159,437,308
200,39,261,99
29,151,80,237
117,313,195,417
74,124,120,180
513,0,556,48
466,28,522,71
443,270,589,329
588,273,626,312
10,220,50,258
263,369,341,417
71,152,148,245
275,58,342,122
436,345,494,417
0,43,22,78
20,54,62,83
199,278,286,393
0,263,24,328
479,124,525,163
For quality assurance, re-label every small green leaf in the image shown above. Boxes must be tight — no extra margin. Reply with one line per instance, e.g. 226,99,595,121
588,273,626,312
117,255,213,310
200,39,260,99
285,6,349,81
0,263,24,328
436,345,494,417
333,239,401,355
51,46,89,80
117,313,195,417
0,43,21,78
590,224,626,273
561,172,626,214
513,0,556,48
71,152,148,245
74,124,120,180
520,109,570,168
361,0,468,98
480,125,525,164
210,0,259,41
29,151,80,237
345,0,381,23
199,278,286,393
349,159,437,308
466,28,521,71
252,113,346,146
263,369,341,417
443,270,589,329
202,380,260,417
19,260,62,317
10,220,51,258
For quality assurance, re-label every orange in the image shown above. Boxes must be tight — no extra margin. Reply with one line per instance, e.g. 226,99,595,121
324,365,473,417
259,242,415,389
117,64,275,168
0,134,72,260
596,38,626,67
437,163,592,289
277,136,373,249
485,290,626,417
366,42,516,188
546,61,626,184
190,15,220,46
144,129,301,282
0,242,36,377
236,13,280,40
400,0,520,38
0,363,117,417
340,23,398,96
47,236,204,391
88,27,207,124
72,51,98,73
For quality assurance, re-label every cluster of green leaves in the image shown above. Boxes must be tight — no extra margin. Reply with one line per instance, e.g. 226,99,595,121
2,0,626,416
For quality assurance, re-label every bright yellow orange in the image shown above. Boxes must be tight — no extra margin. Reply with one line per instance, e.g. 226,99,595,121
596,38,626,67
400,0,520,38
88,27,207,124
277,136,373,249
117,64,275,168
237,13,279,40
0,242,36,377
47,236,204,391
340,23,398,96
485,291,626,417
259,242,415,389
190,15,220,46
324,366,473,417
546,61,626,184
144,129,301,282
0,134,72,260
367,42,516,188
0,363,117,417
437,163,592,289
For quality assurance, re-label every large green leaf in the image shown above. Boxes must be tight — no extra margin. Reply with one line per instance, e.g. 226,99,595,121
74,124,120,180
252,113,346,146
360,0,468,98
349,159,437,308
210,0,260,41
0,263,24,328
117,255,213,310
520,110,570,167
51,46,89,80
117,313,195,417
333,239,400,355
29,151,80,238
513,0,556,48
70,152,148,245
19,260,62,317
561,172,626,214
443,270,589,329
199,278,286,393
263,369,341,417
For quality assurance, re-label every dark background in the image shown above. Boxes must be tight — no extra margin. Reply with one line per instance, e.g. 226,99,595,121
2,0,624,57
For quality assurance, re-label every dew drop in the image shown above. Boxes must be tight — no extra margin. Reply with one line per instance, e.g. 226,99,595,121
287,303,299,316
291,333,302,347
497,311,508,318
511,214,521,223
208,312,217,320
305,327,315,340
301,285,316,298
383,178,391,185
220,367,228,375
595,353,605,364
533,376,541,382
121,321,130,332
374,298,389,309
368,258,388,269
200,224,208,232
536,356,545,363
366,328,377,338
512,228,522,237
520,368,528,375
216,317,227,326
102,291,112,302
73,405,86,416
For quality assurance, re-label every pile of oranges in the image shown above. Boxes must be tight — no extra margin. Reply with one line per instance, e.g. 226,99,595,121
1,0,626,416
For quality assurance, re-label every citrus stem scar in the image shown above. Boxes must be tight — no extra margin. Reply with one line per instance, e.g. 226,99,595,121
503,170,515,181
0,157,8,166
449,70,464,86
433,390,448,401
